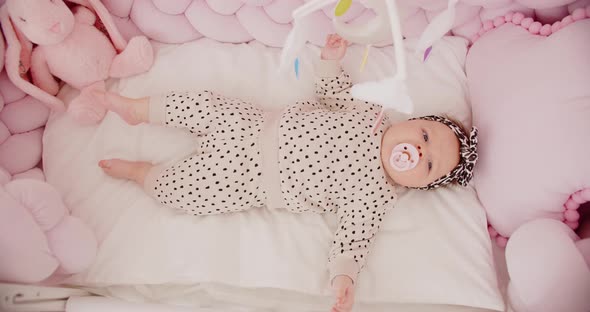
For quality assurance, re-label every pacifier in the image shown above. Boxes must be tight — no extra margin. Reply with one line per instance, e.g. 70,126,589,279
389,143,420,172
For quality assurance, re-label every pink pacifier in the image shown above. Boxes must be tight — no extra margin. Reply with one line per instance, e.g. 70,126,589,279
389,143,420,171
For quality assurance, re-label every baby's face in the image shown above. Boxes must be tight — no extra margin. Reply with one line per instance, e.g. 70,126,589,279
381,119,460,188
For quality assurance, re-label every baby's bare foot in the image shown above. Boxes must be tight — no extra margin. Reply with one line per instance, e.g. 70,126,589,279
99,159,152,185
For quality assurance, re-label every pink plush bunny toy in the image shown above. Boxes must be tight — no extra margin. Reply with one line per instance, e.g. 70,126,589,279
0,0,154,125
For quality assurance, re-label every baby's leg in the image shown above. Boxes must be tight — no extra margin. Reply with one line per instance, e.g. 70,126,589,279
99,159,152,185
142,144,264,216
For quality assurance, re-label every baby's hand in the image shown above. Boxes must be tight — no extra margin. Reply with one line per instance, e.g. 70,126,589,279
330,275,355,312
321,34,349,61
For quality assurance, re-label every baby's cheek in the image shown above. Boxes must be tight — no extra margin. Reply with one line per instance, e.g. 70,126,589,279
407,169,428,185
390,168,427,188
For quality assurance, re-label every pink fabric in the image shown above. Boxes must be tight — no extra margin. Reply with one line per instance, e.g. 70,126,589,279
0,178,97,284
12,168,45,181
0,0,154,125
472,6,589,42
0,10,99,277
0,127,43,175
0,96,49,134
0,25,46,176
101,0,583,46
505,219,590,312
467,17,590,239
0,71,26,103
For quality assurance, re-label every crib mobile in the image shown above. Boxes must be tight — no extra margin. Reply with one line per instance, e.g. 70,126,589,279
280,0,458,133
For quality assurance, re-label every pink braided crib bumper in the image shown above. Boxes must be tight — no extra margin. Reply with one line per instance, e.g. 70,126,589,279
101,0,590,46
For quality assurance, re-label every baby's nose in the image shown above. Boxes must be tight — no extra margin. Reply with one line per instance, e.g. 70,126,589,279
417,145,423,158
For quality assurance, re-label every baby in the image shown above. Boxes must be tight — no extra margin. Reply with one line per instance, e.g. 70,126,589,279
97,34,478,312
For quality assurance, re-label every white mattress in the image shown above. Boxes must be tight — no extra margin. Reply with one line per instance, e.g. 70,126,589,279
44,38,505,312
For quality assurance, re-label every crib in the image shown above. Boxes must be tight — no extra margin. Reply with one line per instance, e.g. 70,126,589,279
1,0,589,311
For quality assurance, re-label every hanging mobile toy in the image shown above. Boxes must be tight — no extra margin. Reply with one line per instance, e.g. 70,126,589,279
294,57,300,79
335,0,370,73
359,44,371,72
334,0,353,16
415,0,459,61
279,0,336,75
334,0,414,134
280,0,457,132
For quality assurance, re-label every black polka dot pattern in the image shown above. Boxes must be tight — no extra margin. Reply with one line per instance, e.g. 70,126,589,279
278,70,398,277
151,91,266,215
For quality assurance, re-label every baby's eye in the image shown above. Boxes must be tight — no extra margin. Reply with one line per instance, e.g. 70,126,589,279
422,130,429,142
19,17,26,22
427,161,433,172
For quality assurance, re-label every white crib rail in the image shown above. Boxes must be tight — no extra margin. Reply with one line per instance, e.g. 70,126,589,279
0,283,91,312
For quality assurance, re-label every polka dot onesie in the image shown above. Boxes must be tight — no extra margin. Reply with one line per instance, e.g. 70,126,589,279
143,60,397,283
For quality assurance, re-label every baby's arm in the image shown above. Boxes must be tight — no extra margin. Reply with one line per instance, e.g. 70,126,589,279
328,204,388,284
314,34,357,111
327,203,388,311
314,60,353,103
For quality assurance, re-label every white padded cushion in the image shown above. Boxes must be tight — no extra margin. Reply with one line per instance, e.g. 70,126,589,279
43,37,503,311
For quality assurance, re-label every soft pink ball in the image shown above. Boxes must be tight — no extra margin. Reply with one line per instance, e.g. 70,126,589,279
505,12,515,22
551,21,563,32
572,8,586,20
562,15,574,26
512,12,525,24
528,21,542,34
572,190,588,203
564,210,581,222
539,24,552,35
565,199,579,210
565,221,579,229
521,17,534,28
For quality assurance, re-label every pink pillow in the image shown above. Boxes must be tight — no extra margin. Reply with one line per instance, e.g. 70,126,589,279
466,11,590,240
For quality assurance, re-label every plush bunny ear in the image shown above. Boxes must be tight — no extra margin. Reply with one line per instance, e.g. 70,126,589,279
0,6,65,111
67,0,127,51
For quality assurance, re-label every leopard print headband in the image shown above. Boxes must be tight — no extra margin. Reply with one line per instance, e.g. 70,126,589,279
409,115,479,190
